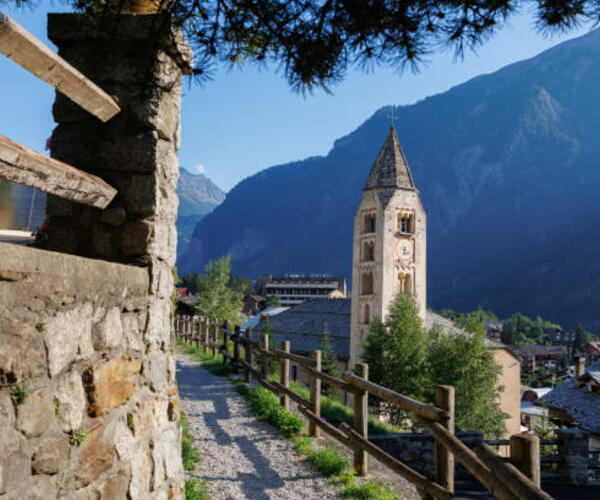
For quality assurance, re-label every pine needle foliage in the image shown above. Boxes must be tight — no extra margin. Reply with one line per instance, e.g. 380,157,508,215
320,324,340,397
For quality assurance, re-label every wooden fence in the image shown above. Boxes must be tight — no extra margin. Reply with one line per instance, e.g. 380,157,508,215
174,314,553,500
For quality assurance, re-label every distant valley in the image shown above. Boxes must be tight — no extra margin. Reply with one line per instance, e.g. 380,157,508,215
179,28,600,330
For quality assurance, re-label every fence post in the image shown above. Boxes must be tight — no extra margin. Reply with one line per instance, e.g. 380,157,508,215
203,318,209,353
280,341,290,410
435,385,455,495
195,316,200,348
353,362,368,475
222,321,229,364
245,329,253,383
185,316,191,342
510,434,540,487
261,334,269,380
212,320,218,358
233,326,241,374
309,350,322,437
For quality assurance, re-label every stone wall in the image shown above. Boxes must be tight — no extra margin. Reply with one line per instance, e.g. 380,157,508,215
369,431,483,479
0,12,191,499
0,243,183,498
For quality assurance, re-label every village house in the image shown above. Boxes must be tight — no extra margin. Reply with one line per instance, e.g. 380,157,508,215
514,344,568,374
264,275,347,306
540,358,600,450
585,340,600,364
258,126,521,439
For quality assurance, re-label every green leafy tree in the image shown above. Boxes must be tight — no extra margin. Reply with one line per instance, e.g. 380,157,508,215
573,324,592,353
427,314,506,438
363,293,428,426
195,256,243,326
229,275,253,297
320,324,340,397
263,295,281,309
255,274,273,296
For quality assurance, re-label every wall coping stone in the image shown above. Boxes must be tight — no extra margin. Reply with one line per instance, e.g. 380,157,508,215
0,242,149,290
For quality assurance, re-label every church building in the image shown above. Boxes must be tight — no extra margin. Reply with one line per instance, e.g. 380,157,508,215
259,125,520,438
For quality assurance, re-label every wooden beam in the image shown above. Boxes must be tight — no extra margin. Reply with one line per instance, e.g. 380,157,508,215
0,134,117,208
0,11,120,122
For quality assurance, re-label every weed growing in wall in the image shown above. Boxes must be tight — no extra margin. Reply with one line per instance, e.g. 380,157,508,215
69,428,89,446
10,385,28,405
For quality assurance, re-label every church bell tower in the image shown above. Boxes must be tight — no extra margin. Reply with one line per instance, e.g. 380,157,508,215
349,125,426,366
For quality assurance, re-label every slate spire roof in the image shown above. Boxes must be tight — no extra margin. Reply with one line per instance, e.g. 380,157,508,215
364,125,415,190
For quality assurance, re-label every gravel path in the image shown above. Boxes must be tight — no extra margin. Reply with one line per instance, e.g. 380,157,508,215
177,353,340,500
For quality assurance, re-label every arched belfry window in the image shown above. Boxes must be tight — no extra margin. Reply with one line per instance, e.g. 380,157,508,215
363,303,371,324
361,272,374,295
363,214,376,233
398,213,414,234
362,241,375,262
398,272,412,295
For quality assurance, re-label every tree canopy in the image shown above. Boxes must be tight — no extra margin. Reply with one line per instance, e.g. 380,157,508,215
13,0,595,91
500,312,562,345
364,293,506,437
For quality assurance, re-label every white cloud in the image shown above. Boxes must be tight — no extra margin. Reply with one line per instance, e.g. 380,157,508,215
190,164,206,175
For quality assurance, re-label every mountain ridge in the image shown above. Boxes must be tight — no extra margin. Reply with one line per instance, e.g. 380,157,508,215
180,28,600,329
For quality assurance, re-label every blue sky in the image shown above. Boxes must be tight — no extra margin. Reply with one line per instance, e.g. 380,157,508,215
0,2,593,191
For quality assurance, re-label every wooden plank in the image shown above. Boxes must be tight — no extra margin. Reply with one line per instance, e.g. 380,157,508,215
303,365,355,392
342,371,446,423
0,134,117,208
0,11,120,122
417,417,518,500
273,348,317,367
353,363,368,476
434,386,455,495
280,341,290,410
476,443,552,500
339,423,453,500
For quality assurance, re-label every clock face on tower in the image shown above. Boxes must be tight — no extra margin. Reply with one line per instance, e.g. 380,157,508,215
395,239,413,263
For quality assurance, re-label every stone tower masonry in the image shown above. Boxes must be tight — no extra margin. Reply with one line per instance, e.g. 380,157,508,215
349,126,426,367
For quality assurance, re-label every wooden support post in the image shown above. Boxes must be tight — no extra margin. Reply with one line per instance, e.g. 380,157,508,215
184,316,190,342
309,349,322,437
280,341,290,410
195,316,200,348
261,334,269,379
212,321,218,358
203,318,209,353
233,326,241,374
435,385,455,495
353,363,368,475
222,321,229,364
510,434,540,487
245,329,254,383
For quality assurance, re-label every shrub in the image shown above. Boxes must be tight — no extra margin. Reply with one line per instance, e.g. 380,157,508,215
246,386,303,437
307,446,348,476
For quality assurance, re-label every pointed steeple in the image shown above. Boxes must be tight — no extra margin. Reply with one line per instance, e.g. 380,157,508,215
364,126,415,190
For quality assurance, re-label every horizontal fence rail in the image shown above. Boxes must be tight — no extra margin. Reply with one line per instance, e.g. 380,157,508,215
174,314,554,499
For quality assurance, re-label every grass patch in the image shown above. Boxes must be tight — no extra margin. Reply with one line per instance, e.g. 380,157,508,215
341,482,401,500
294,437,348,477
181,413,201,472
177,337,235,377
246,386,303,437
285,380,399,435
185,478,209,500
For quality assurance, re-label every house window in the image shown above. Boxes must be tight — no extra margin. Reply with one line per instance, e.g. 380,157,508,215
363,214,376,233
361,272,374,295
399,273,412,295
364,303,370,324
362,241,375,262
398,213,414,234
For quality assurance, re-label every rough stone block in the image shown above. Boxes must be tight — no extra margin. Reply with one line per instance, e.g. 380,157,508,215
0,392,15,427
144,298,171,348
92,307,123,351
0,424,24,458
73,424,115,489
129,446,152,499
16,389,54,438
120,220,152,257
55,370,87,432
0,450,30,495
145,350,169,393
129,392,168,439
32,434,70,475
101,468,131,499
85,355,142,417
151,428,183,490
0,319,47,385
45,304,93,377
122,311,145,352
